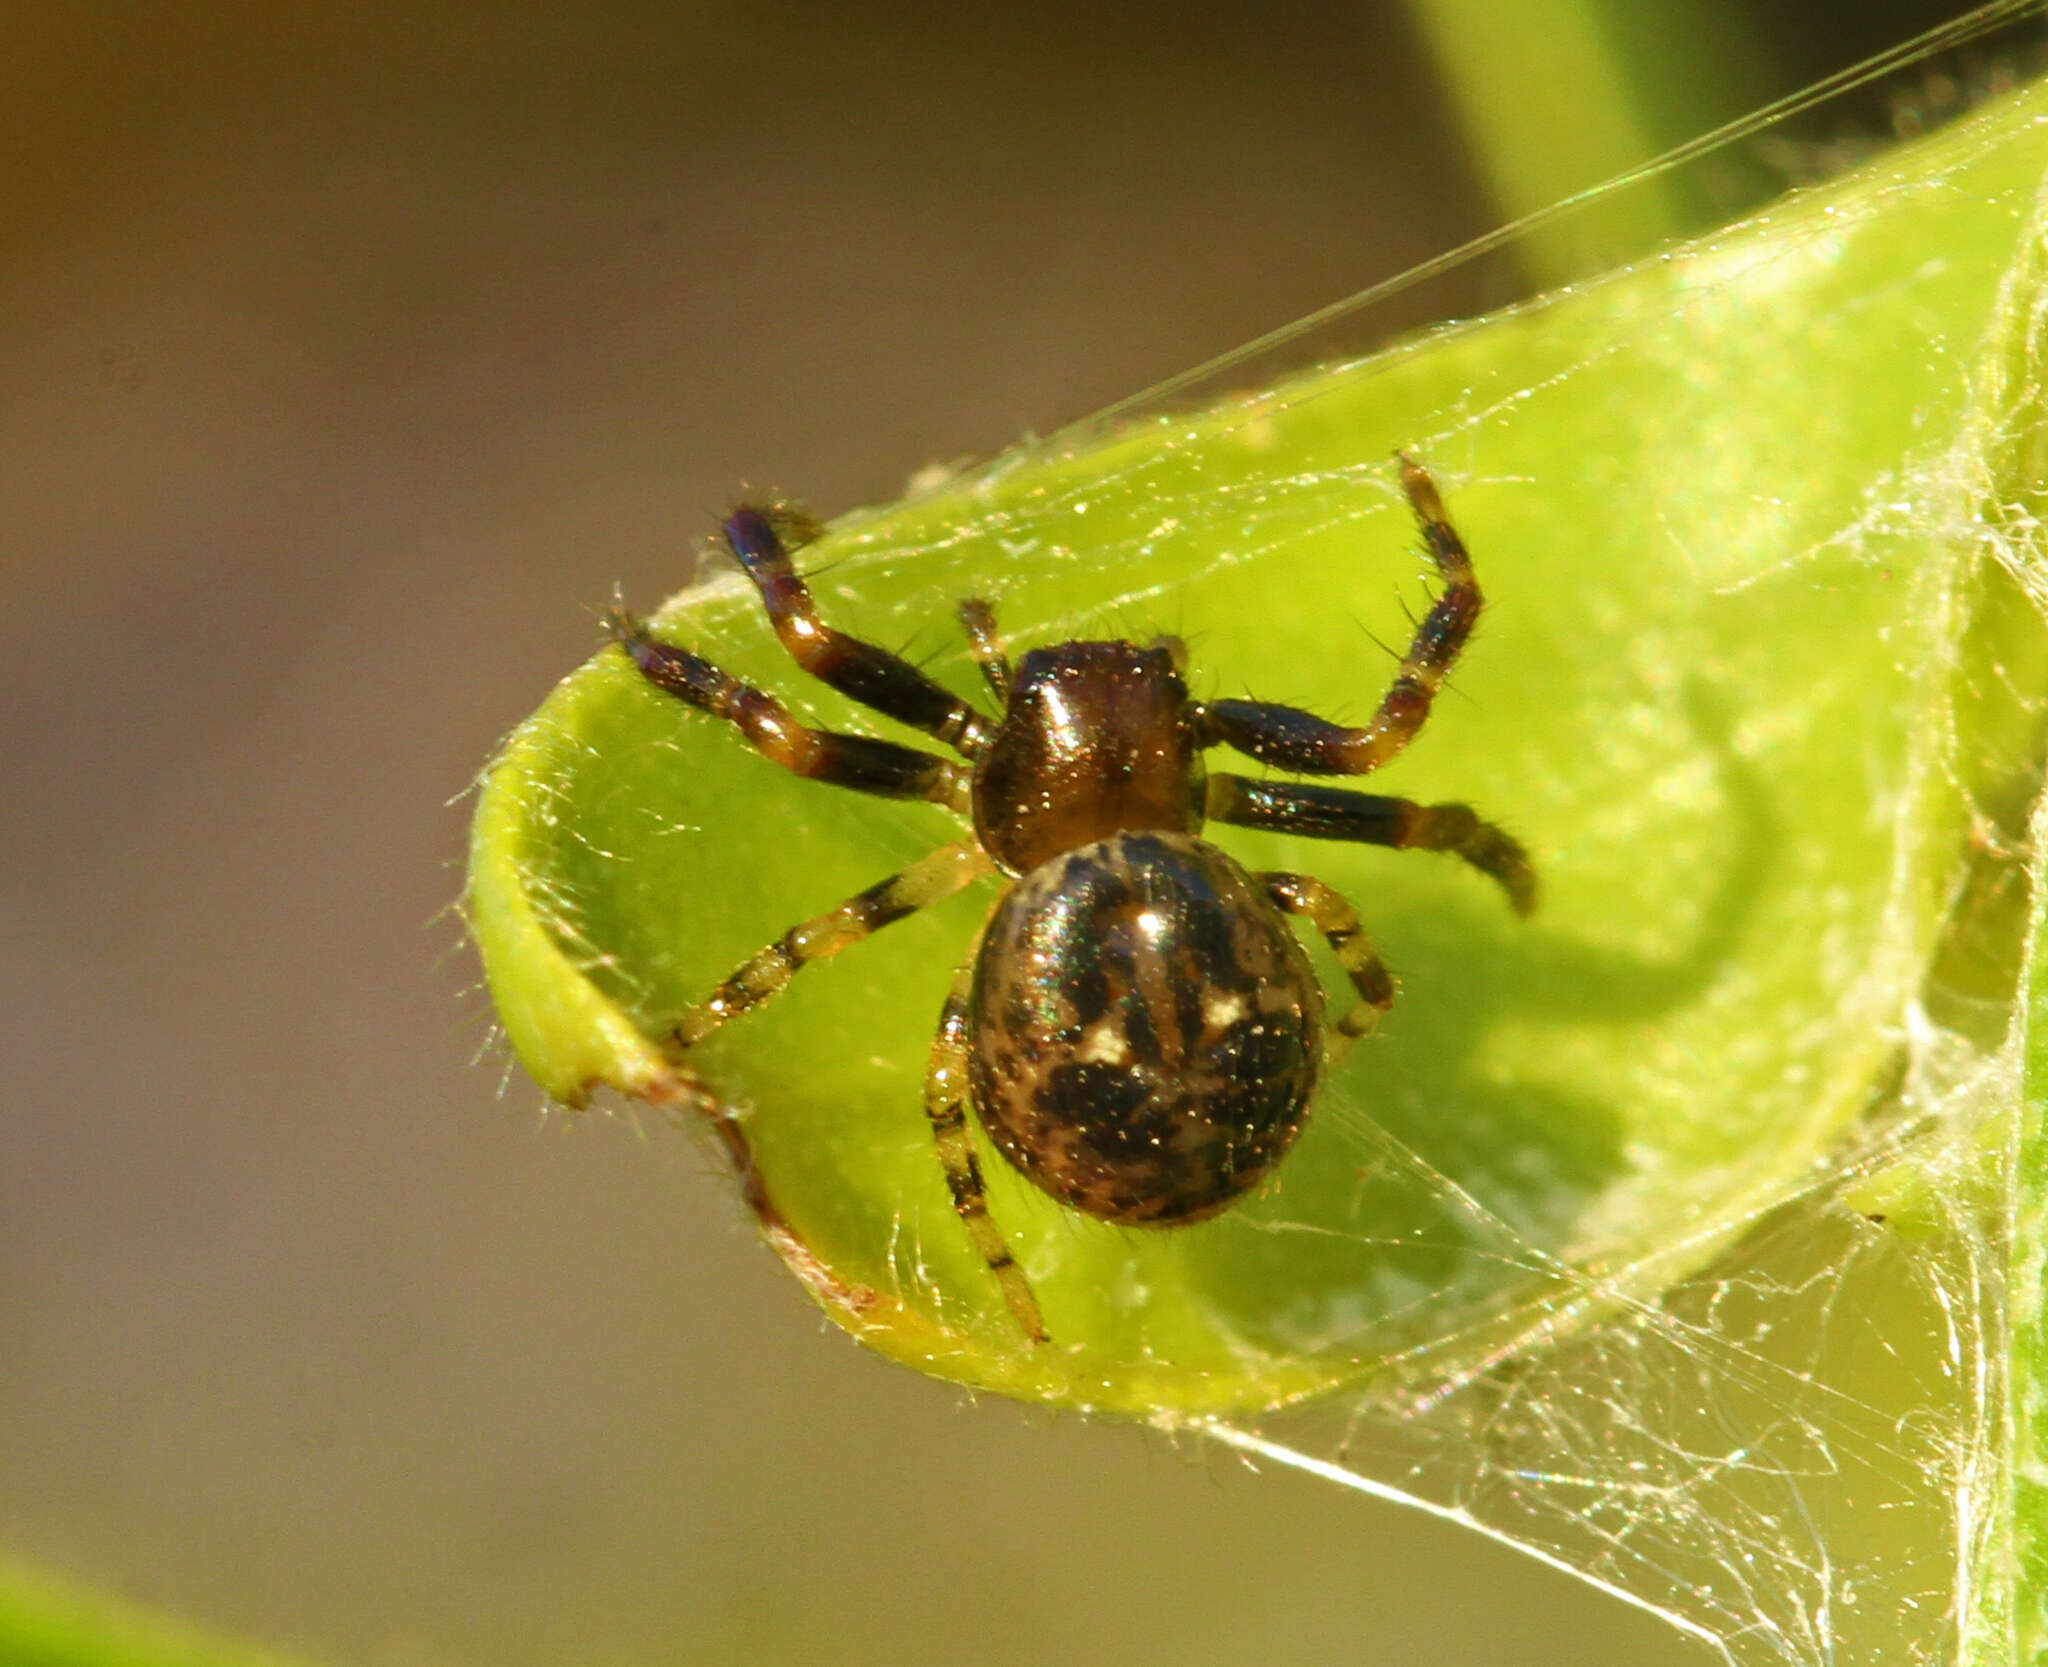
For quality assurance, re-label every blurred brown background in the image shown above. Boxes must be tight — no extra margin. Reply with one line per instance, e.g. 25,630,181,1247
0,3,1994,1664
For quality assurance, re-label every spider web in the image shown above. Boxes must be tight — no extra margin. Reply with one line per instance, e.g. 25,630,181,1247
855,19,2048,1662
1162,43,2045,1667
1200,1016,2023,1665
498,10,2048,1661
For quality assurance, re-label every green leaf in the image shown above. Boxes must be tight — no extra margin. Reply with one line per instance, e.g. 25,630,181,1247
0,1556,322,1667
471,65,2048,1469
2015,827,2048,1662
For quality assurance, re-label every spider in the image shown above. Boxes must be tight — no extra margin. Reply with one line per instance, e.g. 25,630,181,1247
608,455,1534,1344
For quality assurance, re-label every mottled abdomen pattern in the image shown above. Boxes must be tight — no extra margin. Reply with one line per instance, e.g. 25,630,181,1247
967,832,1323,1225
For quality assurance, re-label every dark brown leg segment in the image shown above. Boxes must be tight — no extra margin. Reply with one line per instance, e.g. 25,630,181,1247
1262,871,1396,1060
957,597,1011,704
672,842,992,1046
1203,455,1481,776
926,954,1047,1343
1209,775,1536,915
724,506,992,757
611,609,971,810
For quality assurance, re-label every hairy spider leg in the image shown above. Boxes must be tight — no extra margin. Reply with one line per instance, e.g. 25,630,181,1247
724,506,992,757
610,611,972,812
1260,872,1397,1061
1147,633,1190,675
1208,776,1537,915
1202,454,1481,777
926,948,1048,1343
956,597,1010,703
637,1060,883,1327
670,841,992,1047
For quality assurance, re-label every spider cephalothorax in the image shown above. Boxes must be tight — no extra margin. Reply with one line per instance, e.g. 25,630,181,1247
610,457,1534,1342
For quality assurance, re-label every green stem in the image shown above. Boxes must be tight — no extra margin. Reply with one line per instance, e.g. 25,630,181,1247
1403,0,1771,281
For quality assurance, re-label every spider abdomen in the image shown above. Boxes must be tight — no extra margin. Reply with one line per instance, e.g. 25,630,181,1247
966,831,1323,1226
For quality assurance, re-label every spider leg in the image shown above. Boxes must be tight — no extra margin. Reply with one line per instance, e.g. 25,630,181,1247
926,946,1047,1343
1148,633,1190,675
957,597,1011,703
1260,871,1396,1064
1210,774,1536,914
671,841,992,1047
637,1060,883,1326
1202,454,1480,776
724,506,992,758
611,609,971,811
